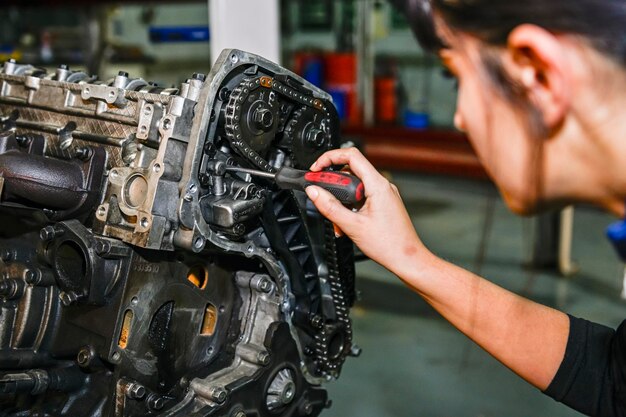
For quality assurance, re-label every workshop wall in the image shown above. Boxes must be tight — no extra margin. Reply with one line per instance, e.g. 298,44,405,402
107,4,212,85
109,4,210,61
109,1,457,127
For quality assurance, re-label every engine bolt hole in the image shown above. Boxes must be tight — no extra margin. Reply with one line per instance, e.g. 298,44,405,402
193,236,205,250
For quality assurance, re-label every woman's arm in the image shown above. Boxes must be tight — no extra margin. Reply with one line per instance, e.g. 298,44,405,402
306,147,569,390
408,254,569,390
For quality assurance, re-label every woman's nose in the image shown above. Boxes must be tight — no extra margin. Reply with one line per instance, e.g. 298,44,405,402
454,111,466,132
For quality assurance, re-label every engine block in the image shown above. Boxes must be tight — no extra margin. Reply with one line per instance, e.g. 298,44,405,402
0,50,358,417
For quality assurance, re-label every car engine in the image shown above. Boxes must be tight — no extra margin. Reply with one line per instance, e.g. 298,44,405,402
0,49,358,417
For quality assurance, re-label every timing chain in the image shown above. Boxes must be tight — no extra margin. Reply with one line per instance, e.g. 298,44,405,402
313,220,353,377
223,75,328,172
224,75,354,377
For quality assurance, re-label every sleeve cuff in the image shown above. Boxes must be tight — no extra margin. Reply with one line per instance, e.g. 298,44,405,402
543,314,586,401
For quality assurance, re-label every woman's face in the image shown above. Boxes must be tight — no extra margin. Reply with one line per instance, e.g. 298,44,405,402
441,37,543,214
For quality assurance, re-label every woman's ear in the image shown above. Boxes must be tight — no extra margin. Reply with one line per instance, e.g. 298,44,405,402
506,24,572,129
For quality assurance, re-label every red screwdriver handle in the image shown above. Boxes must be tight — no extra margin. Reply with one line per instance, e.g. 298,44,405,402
273,167,365,206
304,171,365,206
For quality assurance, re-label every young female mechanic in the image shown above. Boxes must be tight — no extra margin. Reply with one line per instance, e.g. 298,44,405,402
305,1,626,416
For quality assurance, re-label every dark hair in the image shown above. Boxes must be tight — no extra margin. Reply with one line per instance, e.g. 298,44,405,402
397,0,626,66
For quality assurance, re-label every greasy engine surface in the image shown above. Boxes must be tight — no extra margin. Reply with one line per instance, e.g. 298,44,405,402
0,49,357,417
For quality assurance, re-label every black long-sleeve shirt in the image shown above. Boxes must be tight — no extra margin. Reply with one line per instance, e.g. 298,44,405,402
543,316,626,416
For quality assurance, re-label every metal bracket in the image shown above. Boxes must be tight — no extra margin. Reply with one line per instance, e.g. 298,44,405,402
81,84,127,107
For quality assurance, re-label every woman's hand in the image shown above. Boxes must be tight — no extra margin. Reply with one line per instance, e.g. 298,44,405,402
305,148,431,277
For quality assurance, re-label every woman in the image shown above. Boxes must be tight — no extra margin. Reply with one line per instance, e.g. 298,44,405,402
305,1,626,416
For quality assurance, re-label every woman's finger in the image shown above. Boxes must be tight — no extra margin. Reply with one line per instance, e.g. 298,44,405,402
310,148,385,190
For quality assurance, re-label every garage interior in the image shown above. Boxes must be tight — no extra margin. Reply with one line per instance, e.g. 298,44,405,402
0,1,623,416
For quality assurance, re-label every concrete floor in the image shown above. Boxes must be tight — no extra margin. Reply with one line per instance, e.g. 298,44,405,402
325,173,626,417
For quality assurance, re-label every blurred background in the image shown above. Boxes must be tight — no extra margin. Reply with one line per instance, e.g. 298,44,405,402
0,1,457,128
2,1,623,416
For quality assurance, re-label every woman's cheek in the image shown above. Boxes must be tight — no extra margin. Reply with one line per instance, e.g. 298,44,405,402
458,91,537,214
456,81,489,145
492,147,539,215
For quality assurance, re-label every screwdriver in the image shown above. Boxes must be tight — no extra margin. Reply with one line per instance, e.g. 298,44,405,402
225,166,365,206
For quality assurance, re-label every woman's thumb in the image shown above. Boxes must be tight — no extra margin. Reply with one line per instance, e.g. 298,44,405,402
306,185,353,225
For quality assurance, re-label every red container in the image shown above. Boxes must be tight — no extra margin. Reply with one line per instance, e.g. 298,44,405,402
324,52,357,86
375,77,398,124
323,53,362,126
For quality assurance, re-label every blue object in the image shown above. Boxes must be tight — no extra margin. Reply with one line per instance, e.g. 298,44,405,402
149,26,210,43
607,219,626,261
328,89,347,120
404,110,430,129
303,59,324,88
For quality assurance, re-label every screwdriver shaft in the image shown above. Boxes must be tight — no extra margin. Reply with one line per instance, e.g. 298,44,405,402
224,166,276,179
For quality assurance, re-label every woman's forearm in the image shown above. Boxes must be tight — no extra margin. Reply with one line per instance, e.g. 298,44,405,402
398,252,570,390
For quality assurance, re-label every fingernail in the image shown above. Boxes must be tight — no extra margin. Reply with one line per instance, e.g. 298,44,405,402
305,186,319,201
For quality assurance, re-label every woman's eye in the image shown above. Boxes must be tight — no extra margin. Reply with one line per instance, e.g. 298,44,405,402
441,68,455,79
441,69,459,91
